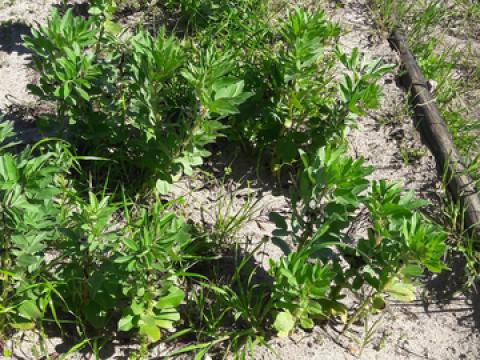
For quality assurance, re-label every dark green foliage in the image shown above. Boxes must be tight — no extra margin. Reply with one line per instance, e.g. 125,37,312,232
269,146,448,335
239,9,342,167
51,192,198,336
23,7,251,187
269,248,341,334
23,1,392,181
0,120,194,345
369,0,479,285
349,181,447,301
0,120,72,331
226,9,392,170
115,205,193,342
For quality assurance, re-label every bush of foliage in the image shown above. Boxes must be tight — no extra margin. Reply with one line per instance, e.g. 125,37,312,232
0,0,451,358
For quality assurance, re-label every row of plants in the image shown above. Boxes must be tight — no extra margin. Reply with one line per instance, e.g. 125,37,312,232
0,0,455,358
25,0,392,185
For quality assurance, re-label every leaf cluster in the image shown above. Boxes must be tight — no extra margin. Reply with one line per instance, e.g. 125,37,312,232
0,121,196,344
23,8,251,187
268,146,448,335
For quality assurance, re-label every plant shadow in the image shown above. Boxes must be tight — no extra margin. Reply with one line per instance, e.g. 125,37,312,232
53,1,90,18
422,253,480,331
202,138,293,197
0,104,55,145
0,21,31,56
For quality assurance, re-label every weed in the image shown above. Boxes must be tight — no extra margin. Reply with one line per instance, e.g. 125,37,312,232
208,180,262,247
181,240,273,358
347,314,384,357
399,145,426,166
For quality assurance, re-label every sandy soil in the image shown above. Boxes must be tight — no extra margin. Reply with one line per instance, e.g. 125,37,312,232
0,0,479,359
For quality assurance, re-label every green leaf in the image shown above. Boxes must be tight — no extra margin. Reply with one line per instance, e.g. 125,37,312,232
300,316,314,329
273,311,295,337
139,315,161,342
63,81,71,98
154,319,175,329
0,154,18,181
156,308,180,322
156,287,184,308
115,255,134,264
118,314,134,332
17,254,42,268
131,301,144,315
214,79,244,99
104,20,122,34
123,238,139,252
401,264,423,277
18,300,42,320
209,99,238,116
372,295,386,311
156,179,171,195
88,7,102,16
76,87,90,101
385,281,416,302
10,321,35,330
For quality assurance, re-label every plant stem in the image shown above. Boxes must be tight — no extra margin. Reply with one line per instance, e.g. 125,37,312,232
341,289,375,335
0,207,10,301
